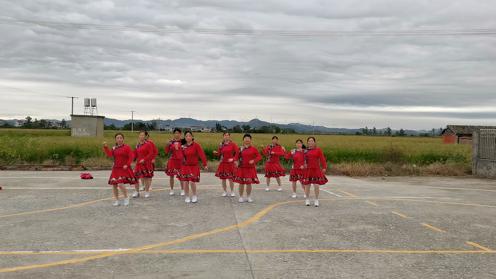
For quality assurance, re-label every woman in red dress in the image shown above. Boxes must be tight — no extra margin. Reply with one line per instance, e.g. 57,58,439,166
285,139,307,199
213,132,239,197
103,133,136,206
234,134,262,203
164,128,184,196
132,131,156,199
262,136,286,192
302,137,328,207
178,131,208,203
145,134,158,191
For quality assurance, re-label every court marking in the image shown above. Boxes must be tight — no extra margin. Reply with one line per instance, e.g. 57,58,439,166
391,211,410,219
466,241,493,252
365,201,379,207
336,189,358,198
421,223,446,233
321,189,342,197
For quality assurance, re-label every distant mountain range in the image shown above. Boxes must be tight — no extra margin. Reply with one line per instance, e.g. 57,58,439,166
103,117,430,135
0,117,435,135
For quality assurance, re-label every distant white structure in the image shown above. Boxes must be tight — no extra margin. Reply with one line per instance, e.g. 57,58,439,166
72,98,104,137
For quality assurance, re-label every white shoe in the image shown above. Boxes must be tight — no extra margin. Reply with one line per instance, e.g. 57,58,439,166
265,187,270,192
277,187,282,192
169,190,175,196
230,192,236,197
112,200,120,206
123,198,130,206
144,192,150,198
192,195,198,203
131,191,139,198
185,197,191,203
180,190,185,196
238,197,245,203
305,199,310,206
314,200,319,207
221,192,227,197
291,193,297,198
247,197,254,203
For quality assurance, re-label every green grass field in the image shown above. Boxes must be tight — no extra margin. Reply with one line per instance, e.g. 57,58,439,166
0,129,472,176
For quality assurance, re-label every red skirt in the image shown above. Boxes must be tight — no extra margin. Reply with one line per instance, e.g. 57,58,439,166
233,167,260,185
178,165,201,182
215,162,237,180
289,168,305,182
134,160,154,178
165,159,182,177
302,168,328,185
264,162,286,178
108,167,137,185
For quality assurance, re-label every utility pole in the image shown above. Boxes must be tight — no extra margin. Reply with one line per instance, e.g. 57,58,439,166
131,110,135,132
66,96,78,115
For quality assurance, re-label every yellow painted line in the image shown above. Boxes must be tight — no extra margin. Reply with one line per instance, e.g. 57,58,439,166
0,199,301,273
391,211,410,219
0,198,111,219
336,189,358,198
421,223,446,233
466,241,493,252
1,248,495,256
365,201,378,207
0,189,165,220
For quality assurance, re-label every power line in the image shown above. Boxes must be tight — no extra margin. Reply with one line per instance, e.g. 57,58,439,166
1,18,496,37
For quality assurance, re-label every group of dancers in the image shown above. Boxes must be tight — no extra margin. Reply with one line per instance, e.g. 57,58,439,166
103,128,328,207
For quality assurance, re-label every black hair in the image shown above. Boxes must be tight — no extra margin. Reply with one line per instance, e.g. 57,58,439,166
173,127,182,134
243,133,252,139
114,133,125,146
307,136,316,143
223,132,231,136
272,136,279,140
182,130,194,145
139,130,149,138
296,139,307,149
114,132,124,139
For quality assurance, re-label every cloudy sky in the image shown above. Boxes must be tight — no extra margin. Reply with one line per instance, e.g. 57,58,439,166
0,0,495,129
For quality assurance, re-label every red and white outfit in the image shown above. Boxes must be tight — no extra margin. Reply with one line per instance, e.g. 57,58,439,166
147,139,159,170
302,147,328,185
103,144,137,185
215,141,239,180
233,145,262,185
262,144,286,178
178,142,207,182
285,149,306,182
164,139,183,177
133,141,156,178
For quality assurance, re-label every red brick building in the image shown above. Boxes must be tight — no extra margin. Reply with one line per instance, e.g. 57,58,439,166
441,125,496,144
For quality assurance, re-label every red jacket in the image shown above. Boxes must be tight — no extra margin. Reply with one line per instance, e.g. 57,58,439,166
103,144,134,169
165,139,183,161
235,145,262,168
146,139,159,160
263,144,285,164
305,147,327,169
181,142,207,167
285,149,306,170
134,141,155,163
215,141,239,163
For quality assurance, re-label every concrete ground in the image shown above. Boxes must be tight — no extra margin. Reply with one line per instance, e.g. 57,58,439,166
0,171,495,279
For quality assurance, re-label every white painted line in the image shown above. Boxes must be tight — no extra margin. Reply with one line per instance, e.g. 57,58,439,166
321,189,342,197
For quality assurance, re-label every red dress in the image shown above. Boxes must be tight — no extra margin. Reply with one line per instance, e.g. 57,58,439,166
263,144,286,178
178,142,207,182
215,141,239,180
233,145,262,185
302,147,328,185
103,144,137,185
164,139,183,177
147,139,159,170
133,141,155,178
285,149,306,182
